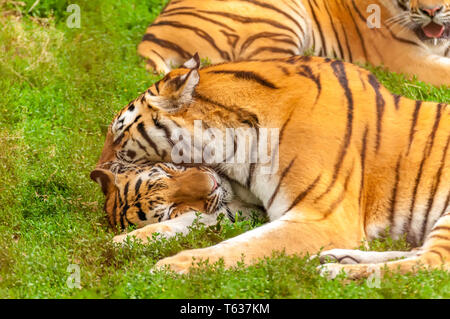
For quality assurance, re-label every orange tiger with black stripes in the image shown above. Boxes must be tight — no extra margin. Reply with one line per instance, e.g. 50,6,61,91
91,162,264,242
138,0,450,86
92,54,449,279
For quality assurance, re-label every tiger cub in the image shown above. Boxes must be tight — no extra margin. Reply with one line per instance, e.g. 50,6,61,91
90,162,264,243
138,0,450,86
93,54,449,279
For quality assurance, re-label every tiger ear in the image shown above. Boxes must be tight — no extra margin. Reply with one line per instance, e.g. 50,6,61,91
90,169,117,196
145,68,200,112
182,53,201,69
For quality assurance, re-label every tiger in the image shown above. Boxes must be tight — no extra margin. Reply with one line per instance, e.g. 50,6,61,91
138,0,450,86
92,54,450,279
90,162,264,243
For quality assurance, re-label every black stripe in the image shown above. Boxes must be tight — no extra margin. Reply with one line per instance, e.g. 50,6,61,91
241,0,305,36
134,202,147,221
141,33,192,59
286,175,321,212
393,94,401,110
406,144,429,245
151,21,231,60
440,190,450,218
359,125,369,205
247,163,256,188
279,107,296,145
407,101,422,155
154,117,175,147
208,70,278,89
161,11,236,32
240,32,298,55
388,156,402,233
198,10,299,38
297,65,321,103
421,135,450,242
428,250,445,263
350,0,367,23
345,3,368,61
341,25,353,62
324,161,355,218
267,157,297,209
316,60,354,201
111,194,118,228
307,0,327,55
145,59,157,71
134,178,143,194
194,92,260,127
323,1,344,59
113,115,142,145
137,122,161,157
385,24,422,48
425,103,443,158
160,6,195,15
407,104,444,244
367,74,385,153
246,46,297,59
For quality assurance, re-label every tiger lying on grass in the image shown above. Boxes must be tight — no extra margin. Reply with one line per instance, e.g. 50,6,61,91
138,0,450,86
90,162,264,243
92,54,449,279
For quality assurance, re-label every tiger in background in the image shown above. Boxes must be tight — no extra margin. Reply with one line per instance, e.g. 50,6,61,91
138,0,450,86
93,54,449,279
90,162,264,242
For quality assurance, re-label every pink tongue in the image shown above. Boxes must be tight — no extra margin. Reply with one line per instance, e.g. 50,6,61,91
422,22,445,38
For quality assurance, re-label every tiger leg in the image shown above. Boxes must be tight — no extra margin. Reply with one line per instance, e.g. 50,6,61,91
378,45,450,86
137,41,180,74
319,212,450,279
317,249,418,264
153,208,364,274
113,211,220,244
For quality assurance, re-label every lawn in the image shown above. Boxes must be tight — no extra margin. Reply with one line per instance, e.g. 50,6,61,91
0,0,449,299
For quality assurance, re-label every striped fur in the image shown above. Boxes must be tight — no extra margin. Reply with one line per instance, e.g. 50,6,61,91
90,162,235,230
93,56,449,277
91,162,263,242
138,0,450,86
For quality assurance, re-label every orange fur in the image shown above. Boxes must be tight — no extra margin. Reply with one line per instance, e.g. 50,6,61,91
138,0,450,86
90,163,226,230
93,56,449,278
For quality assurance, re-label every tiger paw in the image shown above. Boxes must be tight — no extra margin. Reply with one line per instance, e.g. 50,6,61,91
112,233,129,245
112,230,154,245
113,224,174,245
153,253,197,274
317,263,348,279
318,249,362,264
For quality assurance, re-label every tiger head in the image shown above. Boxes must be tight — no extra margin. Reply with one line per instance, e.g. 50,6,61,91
395,0,450,44
90,162,233,230
95,53,258,170
95,53,204,167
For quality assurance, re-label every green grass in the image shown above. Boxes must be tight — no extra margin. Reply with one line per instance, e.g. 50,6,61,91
0,0,449,299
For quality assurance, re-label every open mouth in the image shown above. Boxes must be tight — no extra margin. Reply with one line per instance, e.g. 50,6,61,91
422,21,445,38
415,22,450,41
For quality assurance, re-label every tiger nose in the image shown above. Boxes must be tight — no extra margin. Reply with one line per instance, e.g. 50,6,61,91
421,6,443,17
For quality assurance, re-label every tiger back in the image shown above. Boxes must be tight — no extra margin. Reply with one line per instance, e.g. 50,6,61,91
138,0,450,86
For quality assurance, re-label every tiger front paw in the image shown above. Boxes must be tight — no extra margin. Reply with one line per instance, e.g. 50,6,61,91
153,248,219,274
317,263,348,279
112,224,173,245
